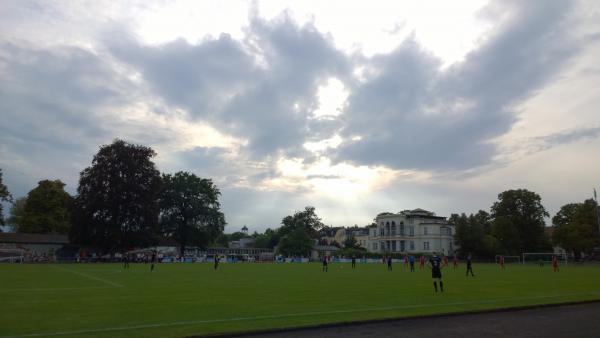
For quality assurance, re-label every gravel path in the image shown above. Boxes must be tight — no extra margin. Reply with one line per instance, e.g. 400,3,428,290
213,301,600,338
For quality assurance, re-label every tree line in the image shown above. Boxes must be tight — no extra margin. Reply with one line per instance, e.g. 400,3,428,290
1,144,598,257
451,189,600,259
1,140,226,254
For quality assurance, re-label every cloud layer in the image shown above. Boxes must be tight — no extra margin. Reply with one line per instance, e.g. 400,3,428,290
1,0,599,230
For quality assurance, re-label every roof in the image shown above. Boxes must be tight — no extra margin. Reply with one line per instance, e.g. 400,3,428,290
0,233,69,244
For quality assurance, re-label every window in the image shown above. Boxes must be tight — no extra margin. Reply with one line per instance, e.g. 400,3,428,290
373,243,378,251
391,225,396,236
424,227,428,235
409,226,414,237
400,240,405,252
410,241,415,251
391,241,397,252
380,228,384,236
423,242,430,250
400,225,405,236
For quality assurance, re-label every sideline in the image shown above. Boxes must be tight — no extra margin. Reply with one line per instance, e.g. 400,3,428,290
1,293,598,338
0,286,112,293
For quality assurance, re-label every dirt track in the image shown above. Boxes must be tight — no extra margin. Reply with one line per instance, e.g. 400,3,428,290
214,301,600,338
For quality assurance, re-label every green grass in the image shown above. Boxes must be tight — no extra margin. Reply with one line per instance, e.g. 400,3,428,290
1,262,599,338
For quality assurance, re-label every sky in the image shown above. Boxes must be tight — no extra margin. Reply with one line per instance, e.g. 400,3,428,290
1,0,599,233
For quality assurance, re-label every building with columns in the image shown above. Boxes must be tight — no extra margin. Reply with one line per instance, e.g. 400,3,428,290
367,209,455,255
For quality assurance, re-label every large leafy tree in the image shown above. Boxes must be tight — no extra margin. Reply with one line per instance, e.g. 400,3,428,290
71,139,161,253
491,189,548,255
450,211,490,257
343,236,359,249
280,206,324,238
19,180,72,234
552,199,600,257
159,171,226,254
253,228,281,249
7,197,26,232
275,206,323,256
0,168,13,227
277,227,314,256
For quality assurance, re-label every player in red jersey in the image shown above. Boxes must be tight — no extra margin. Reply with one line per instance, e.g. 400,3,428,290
442,255,449,267
403,254,409,269
419,255,425,270
453,255,459,270
552,255,559,272
499,255,505,270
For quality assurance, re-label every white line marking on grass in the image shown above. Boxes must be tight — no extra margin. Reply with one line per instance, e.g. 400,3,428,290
2,293,597,338
51,266,124,288
0,286,112,293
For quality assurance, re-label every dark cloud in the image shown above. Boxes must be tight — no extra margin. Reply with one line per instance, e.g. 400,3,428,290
0,1,596,231
0,42,132,196
0,41,181,197
511,126,600,158
108,14,351,159
332,0,579,171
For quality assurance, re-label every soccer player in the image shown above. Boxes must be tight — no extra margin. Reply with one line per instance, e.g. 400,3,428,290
419,255,425,270
552,255,559,272
150,250,157,271
404,254,409,269
409,255,415,272
214,255,220,270
466,253,475,276
351,255,356,269
428,252,444,293
322,255,328,272
499,255,505,270
387,256,393,271
122,253,130,269
442,255,449,268
453,255,459,270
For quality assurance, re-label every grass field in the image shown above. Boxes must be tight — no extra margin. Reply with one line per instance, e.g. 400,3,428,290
1,262,599,338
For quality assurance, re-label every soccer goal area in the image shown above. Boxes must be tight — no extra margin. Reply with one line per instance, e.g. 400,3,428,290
522,252,568,265
0,248,25,263
494,255,521,264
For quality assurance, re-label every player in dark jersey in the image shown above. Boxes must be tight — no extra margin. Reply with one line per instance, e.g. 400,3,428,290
122,253,129,269
150,250,157,271
387,256,393,271
466,253,475,276
351,255,356,269
214,255,220,270
322,255,328,272
428,252,444,293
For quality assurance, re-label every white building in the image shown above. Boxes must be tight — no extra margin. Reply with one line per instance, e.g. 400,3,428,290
367,209,455,255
